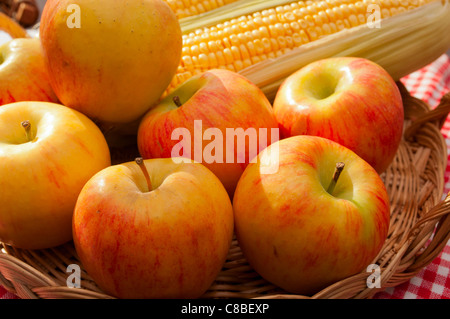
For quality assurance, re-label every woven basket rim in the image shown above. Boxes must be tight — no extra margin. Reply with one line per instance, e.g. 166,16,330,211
1,83,450,299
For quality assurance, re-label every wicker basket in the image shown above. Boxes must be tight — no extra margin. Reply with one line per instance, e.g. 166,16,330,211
1,82,450,299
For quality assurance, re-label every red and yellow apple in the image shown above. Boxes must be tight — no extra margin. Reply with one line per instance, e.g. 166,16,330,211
39,0,182,125
0,101,111,250
273,57,404,174
0,38,58,105
137,68,279,197
72,158,234,299
233,135,391,295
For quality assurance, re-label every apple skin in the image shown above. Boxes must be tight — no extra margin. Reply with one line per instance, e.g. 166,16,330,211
137,69,279,197
0,38,58,105
72,158,234,299
232,135,390,295
273,57,404,174
0,101,111,250
39,0,182,125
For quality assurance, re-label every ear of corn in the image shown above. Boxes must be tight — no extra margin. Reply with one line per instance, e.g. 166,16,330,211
178,0,297,32
165,0,450,100
241,0,450,100
164,0,241,19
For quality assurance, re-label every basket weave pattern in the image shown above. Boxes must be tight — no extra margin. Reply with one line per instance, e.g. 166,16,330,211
1,83,450,299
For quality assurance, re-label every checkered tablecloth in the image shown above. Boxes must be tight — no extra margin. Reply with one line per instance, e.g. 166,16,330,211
1,54,449,300
374,53,450,299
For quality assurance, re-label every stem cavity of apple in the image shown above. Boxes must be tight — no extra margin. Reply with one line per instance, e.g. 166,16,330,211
173,96,182,107
327,162,345,196
21,120,33,142
135,157,152,192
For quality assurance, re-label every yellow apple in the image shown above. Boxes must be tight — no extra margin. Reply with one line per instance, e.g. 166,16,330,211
73,158,234,299
39,0,182,125
0,38,59,105
0,11,29,39
0,101,111,249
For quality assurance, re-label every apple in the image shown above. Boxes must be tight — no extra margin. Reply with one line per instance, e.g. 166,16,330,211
0,101,111,250
0,11,29,39
39,0,182,125
232,135,391,296
0,38,59,105
273,57,404,174
137,68,279,197
72,157,234,299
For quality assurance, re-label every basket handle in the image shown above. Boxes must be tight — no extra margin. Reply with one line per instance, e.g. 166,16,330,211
403,89,450,140
404,192,450,273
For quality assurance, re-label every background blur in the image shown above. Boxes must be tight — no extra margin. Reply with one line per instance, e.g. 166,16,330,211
36,0,45,20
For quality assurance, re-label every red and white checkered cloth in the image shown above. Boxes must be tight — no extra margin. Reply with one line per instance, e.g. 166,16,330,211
374,53,450,299
1,54,450,300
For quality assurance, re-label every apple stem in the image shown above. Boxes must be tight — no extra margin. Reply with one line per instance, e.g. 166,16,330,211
327,162,345,195
173,96,182,107
135,157,152,192
21,120,32,142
